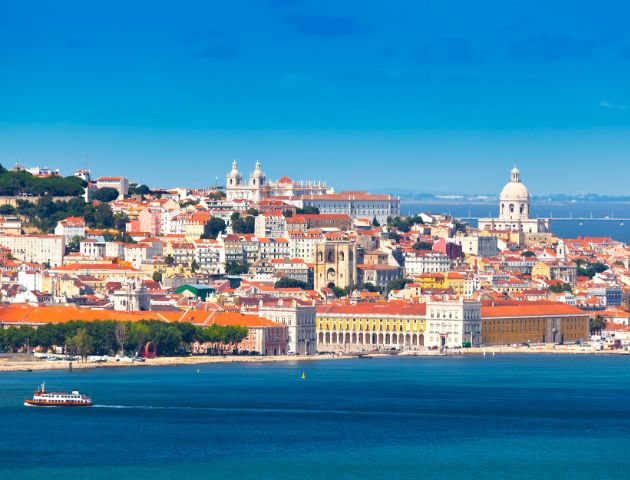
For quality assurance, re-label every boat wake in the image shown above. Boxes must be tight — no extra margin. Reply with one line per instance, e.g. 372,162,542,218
92,404,413,416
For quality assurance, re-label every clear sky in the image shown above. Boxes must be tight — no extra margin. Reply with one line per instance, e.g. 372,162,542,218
1,0,629,194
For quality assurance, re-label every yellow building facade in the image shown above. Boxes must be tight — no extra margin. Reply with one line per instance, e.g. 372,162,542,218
316,303,427,351
413,273,445,290
481,302,589,345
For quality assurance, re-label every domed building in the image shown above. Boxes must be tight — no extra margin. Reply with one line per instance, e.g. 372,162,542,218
224,160,332,203
225,159,266,202
478,166,550,234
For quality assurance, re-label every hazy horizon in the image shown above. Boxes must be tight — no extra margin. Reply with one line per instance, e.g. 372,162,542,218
2,0,629,194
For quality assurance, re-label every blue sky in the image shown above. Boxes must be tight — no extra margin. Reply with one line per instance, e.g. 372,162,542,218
1,0,629,194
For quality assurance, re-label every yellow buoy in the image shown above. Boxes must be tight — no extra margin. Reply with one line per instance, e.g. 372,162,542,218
301,372,306,380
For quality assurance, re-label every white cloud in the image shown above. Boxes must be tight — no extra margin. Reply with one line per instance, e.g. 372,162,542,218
599,100,627,110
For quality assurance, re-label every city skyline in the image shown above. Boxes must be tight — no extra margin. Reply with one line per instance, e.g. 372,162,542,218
1,0,630,194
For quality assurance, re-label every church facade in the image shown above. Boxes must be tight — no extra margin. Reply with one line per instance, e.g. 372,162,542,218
478,167,550,234
225,160,331,203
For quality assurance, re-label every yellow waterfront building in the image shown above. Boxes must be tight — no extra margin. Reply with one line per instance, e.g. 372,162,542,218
316,302,427,351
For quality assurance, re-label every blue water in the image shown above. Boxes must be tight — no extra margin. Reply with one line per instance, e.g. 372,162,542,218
401,201,630,242
1,356,630,479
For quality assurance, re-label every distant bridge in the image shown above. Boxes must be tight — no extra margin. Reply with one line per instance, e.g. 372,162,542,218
459,217,628,222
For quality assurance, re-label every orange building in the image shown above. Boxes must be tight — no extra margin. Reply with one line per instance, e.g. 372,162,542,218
0,305,288,356
481,301,589,345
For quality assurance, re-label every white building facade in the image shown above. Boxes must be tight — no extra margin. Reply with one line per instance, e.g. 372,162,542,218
256,299,317,355
0,235,65,267
478,167,550,233
425,299,482,349
403,251,451,277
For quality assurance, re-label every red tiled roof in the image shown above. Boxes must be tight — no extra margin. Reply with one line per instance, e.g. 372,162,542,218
481,302,588,318
317,302,426,316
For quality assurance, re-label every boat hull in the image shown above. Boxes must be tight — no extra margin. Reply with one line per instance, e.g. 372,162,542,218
24,400,92,407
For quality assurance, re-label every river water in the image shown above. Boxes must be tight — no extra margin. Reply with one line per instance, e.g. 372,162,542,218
401,201,630,242
1,356,629,479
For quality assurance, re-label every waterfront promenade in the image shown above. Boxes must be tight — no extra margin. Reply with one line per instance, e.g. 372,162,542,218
2,344,627,373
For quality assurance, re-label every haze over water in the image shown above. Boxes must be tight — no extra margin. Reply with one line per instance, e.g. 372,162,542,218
1,356,629,480
402,201,630,243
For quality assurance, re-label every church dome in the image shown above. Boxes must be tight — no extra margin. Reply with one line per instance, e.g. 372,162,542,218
228,159,241,178
251,160,265,179
499,166,529,201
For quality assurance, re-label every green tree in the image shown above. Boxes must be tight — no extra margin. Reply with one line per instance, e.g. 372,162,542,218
548,282,572,293
152,271,163,282
412,241,433,251
165,254,175,266
66,235,85,253
67,328,94,361
231,212,255,234
130,323,151,355
129,184,151,196
590,315,606,334
296,206,319,214
92,187,119,202
326,282,348,298
115,322,128,356
225,260,250,275
274,277,309,289
0,204,15,215
385,278,412,293
113,212,129,231
202,217,226,239
575,260,608,278
357,282,381,293
522,251,536,257
371,216,380,227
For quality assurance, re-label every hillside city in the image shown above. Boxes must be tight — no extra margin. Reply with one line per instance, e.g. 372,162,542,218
0,160,628,358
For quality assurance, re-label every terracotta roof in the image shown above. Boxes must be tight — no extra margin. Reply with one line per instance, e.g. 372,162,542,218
302,191,397,201
481,302,588,318
0,304,282,328
317,302,426,316
97,176,124,181
51,263,139,272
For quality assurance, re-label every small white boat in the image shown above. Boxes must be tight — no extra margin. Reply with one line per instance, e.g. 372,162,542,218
24,382,92,407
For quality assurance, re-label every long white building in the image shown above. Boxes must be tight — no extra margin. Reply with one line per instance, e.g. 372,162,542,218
301,191,400,225
0,235,65,267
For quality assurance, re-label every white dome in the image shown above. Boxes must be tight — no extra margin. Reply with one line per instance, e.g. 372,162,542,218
500,166,529,201
228,159,241,178
500,181,529,201
251,160,265,178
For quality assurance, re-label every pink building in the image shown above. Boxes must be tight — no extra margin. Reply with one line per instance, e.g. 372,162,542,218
433,238,462,259
138,208,162,236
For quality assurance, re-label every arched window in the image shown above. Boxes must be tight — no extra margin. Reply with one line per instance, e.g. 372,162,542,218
317,252,323,262
327,250,335,263
519,204,524,214
509,204,514,213
501,203,504,214
339,251,345,262
326,268,336,281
